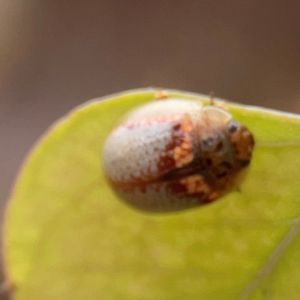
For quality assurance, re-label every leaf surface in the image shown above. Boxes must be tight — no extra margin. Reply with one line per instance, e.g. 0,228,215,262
4,89,300,300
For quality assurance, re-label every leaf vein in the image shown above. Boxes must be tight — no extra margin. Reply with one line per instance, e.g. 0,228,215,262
239,216,300,299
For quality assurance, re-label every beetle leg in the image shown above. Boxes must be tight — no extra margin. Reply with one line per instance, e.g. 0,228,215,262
154,90,169,101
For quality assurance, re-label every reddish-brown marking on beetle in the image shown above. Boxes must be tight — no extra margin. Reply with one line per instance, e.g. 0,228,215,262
181,174,209,194
172,118,194,168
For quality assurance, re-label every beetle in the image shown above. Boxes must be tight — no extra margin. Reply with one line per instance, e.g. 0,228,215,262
102,94,255,212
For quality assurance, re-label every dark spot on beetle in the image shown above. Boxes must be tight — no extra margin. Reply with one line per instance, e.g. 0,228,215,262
240,160,250,167
173,122,181,131
207,137,214,143
196,191,206,201
216,171,227,179
202,137,216,151
215,141,224,152
205,158,212,166
228,121,239,133
203,137,214,145
232,144,240,155
249,135,255,147
220,161,233,169
202,140,208,147
158,156,175,171
168,181,188,194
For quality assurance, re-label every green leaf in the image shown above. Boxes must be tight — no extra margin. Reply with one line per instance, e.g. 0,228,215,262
3,89,300,300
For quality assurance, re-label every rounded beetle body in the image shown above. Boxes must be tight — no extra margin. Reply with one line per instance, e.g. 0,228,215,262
102,98,255,212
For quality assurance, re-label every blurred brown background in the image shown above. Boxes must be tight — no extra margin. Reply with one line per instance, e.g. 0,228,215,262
1,1,300,298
